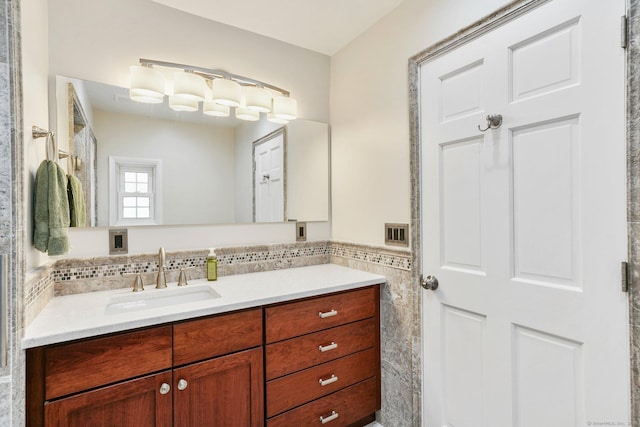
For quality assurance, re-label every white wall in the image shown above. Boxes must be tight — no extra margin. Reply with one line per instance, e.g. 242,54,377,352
330,0,512,247
23,0,51,271
44,0,331,259
287,120,329,221
94,109,236,225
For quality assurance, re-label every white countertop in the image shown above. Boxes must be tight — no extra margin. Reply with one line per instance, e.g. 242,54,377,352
22,264,386,349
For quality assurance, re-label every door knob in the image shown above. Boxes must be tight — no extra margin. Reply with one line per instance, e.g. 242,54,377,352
177,379,188,391
420,275,439,291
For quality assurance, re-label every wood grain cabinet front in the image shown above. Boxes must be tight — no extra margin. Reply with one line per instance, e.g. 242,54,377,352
26,285,382,427
264,286,381,426
27,309,264,427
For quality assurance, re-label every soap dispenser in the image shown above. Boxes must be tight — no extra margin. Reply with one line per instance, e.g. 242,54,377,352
207,248,218,281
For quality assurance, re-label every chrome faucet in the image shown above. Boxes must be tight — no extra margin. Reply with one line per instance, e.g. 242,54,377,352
156,246,167,289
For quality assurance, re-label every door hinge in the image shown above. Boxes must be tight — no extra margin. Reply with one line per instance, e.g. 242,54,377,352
622,261,630,293
621,15,628,49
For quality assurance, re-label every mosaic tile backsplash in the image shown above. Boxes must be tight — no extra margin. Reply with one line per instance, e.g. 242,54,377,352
24,240,411,326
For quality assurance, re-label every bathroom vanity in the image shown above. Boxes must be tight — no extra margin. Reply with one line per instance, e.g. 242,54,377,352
23,264,384,426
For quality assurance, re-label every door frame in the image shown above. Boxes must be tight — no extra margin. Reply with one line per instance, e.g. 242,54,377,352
408,0,640,424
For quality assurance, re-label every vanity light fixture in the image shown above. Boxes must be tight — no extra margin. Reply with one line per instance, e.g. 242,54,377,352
173,70,207,101
272,96,298,121
203,100,230,117
266,113,289,124
211,78,242,107
129,58,298,122
244,86,272,113
169,95,198,112
235,107,260,121
129,65,165,103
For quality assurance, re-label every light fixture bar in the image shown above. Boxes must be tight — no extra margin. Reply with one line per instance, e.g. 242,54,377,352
139,58,290,97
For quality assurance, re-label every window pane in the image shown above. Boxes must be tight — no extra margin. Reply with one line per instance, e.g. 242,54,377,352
137,173,148,183
123,208,137,218
125,183,137,193
137,208,150,218
137,183,148,193
123,197,137,207
137,197,149,207
124,172,137,182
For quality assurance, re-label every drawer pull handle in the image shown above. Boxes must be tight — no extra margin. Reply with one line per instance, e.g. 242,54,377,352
319,374,338,386
178,379,188,391
318,342,338,352
159,383,171,395
318,309,338,319
320,411,339,424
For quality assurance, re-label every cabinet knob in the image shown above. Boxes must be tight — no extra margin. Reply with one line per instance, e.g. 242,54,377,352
159,383,170,395
178,379,188,391
320,410,339,424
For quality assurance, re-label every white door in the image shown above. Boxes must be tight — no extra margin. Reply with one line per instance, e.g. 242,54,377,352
254,133,284,222
420,1,629,426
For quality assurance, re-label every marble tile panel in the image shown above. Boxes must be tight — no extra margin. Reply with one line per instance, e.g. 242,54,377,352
330,250,419,427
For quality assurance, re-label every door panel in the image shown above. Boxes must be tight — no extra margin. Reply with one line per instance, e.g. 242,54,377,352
512,325,583,427
420,1,628,426
441,138,484,273
511,118,580,287
442,306,486,427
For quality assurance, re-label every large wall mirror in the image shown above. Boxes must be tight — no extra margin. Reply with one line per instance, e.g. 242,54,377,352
54,76,330,227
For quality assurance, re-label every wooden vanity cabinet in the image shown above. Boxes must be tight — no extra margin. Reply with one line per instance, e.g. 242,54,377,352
265,286,381,426
26,308,263,427
27,284,382,427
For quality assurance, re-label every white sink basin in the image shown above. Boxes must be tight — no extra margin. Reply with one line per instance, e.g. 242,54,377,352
105,285,221,314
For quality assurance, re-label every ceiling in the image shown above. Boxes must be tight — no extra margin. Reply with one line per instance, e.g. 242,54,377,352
151,0,405,56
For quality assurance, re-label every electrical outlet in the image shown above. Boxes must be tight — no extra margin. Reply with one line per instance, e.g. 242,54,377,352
385,223,409,247
296,222,307,242
109,229,128,254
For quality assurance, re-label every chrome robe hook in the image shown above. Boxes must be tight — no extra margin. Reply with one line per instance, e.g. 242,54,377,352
478,114,503,132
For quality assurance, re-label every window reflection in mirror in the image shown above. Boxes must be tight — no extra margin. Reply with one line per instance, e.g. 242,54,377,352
54,76,330,227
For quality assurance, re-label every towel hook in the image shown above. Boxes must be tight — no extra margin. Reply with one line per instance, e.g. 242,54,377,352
478,114,503,132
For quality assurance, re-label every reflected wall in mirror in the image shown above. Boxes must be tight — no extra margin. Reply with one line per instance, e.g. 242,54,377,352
55,76,330,227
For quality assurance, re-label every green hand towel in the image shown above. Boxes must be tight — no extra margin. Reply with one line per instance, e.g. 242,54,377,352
33,160,50,252
67,174,86,227
33,160,70,255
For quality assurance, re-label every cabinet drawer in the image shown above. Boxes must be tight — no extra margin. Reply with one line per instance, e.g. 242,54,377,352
266,287,377,343
173,308,262,366
266,348,377,417
266,318,376,380
44,326,172,400
267,378,378,427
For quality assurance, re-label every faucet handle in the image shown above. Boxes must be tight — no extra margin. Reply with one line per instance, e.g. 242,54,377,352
122,272,144,292
178,268,190,287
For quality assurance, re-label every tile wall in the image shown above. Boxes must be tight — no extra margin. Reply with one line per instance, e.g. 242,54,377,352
22,240,416,426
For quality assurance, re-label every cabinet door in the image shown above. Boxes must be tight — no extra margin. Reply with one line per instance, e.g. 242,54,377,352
44,371,172,427
174,347,264,427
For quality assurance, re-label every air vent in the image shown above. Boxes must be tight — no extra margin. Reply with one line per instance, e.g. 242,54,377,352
385,223,409,247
